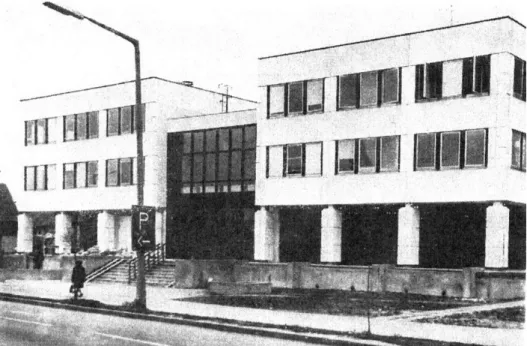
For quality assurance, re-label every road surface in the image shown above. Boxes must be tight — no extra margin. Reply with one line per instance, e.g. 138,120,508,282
0,300,327,346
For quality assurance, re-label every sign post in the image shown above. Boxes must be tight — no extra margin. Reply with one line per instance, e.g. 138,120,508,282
131,205,155,308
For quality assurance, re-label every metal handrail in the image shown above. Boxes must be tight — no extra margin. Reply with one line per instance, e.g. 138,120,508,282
127,243,166,284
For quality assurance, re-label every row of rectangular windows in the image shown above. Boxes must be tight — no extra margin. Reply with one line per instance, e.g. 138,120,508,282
24,157,136,191
265,129,524,178
267,56,526,118
24,104,145,146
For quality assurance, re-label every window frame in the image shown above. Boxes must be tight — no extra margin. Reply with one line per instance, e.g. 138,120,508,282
106,104,145,136
380,136,400,172
381,68,400,104
63,163,76,189
306,79,324,113
358,137,377,173
286,144,303,176
416,62,443,101
26,118,58,146
511,130,526,171
337,139,356,174
24,166,36,191
440,131,462,170
464,129,487,168
288,81,304,116
359,71,379,107
513,57,526,101
415,133,437,171
106,157,135,187
338,74,359,110
268,84,286,118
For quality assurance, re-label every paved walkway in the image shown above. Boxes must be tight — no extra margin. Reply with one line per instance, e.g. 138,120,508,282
0,280,524,346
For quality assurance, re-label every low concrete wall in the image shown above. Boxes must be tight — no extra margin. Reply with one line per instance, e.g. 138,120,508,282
0,254,29,270
0,269,63,281
234,262,293,288
298,264,371,290
42,255,120,281
476,271,525,300
385,267,464,297
172,259,238,288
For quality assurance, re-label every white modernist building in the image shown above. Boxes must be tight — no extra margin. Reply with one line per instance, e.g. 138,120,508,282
254,16,526,269
16,77,256,256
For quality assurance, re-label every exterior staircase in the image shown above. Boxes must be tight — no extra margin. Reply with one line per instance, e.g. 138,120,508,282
91,261,130,284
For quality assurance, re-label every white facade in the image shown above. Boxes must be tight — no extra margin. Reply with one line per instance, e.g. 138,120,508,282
16,77,256,254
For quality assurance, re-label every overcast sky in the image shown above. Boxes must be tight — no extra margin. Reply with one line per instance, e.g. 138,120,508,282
0,0,525,190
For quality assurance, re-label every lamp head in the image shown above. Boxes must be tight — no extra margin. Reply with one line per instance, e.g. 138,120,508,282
43,2,85,20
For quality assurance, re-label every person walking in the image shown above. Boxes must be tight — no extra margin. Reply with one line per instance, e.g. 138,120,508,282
71,260,86,299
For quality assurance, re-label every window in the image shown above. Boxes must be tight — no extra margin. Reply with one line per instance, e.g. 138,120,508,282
416,62,443,100
269,85,285,117
338,69,399,109
512,130,526,171
64,163,75,189
380,136,399,172
337,140,355,173
462,55,490,96
513,58,526,101
338,74,359,109
268,145,284,178
178,125,256,193
36,166,46,190
416,129,488,171
307,79,324,112
286,144,303,175
416,133,437,170
87,161,98,187
441,132,461,169
25,167,35,191
106,158,134,186
107,104,145,136
443,59,463,97
47,164,56,190
64,112,99,141
288,82,303,115
75,162,87,188
359,138,376,173
76,113,87,140
305,142,322,176
465,129,486,167
64,115,76,141
88,112,99,139
360,71,378,107
25,118,58,146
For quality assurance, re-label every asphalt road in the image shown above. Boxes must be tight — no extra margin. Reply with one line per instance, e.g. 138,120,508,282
0,300,326,346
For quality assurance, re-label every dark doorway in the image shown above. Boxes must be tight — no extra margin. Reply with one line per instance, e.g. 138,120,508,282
279,207,321,263
509,204,526,270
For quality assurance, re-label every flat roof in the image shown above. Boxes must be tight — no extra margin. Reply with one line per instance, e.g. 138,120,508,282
259,16,525,60
20,76,257,103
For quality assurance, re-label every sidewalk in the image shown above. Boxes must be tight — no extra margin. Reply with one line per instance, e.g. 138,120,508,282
0,279,524,346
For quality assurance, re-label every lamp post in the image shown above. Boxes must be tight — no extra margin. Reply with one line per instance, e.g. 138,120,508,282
43,2,147,308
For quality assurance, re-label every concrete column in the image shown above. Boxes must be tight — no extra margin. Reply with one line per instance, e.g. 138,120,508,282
254,207,280,262
397,204,420,266
17,213,34,253
116,215,132,252
320,205,342,263
55,212,73,254
97,211,115,252
155,210,165,245
485,202,509,268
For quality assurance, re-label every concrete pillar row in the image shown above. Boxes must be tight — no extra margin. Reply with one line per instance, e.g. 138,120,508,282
320,205,342,263
97,211,116,252
485,202,509,268
17,213,34,253
55,212,73,254
254,206,280,262
397,204,420,266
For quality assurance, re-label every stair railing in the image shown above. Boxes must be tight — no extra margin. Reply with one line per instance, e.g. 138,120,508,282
85,257,125,283
127,243,166,284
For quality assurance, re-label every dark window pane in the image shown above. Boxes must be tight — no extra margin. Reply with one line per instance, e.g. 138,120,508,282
120,158,133,185
65,115,75,141
87,161,98,187
75,162,86,188
465,130,485,167
307,79,323,112
107,109,119,136
244,126,256,149
205,154,216,181
523,134,526,170
36,166,46,190
243,150,255,179
64,163,75,189
415,65,424,100
359,138,376,171
193,154,204,181
106,159,118,186
360,71,378,106
193,132,204,152
218,129,229,151
183,133,192,153
231,151,242,180
426,62,442,99
121,106,132,134
25,167,35,191
231,128,242,149
417,134,436,169
287,144,302,175
441,132,460,168
181,156,191,182
288,82,303,114
475,55,490,93
218,153,229,180
36,119,46,144
26,121,35,145
462,57,474,95
88,112,99,139
205,130,217,152
381,136,399,171
76,113,87,140
339,74,359,109
512,131,522,169
382,69,398,103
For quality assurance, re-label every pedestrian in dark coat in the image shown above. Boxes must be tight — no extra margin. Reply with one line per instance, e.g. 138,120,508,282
71,260,86,297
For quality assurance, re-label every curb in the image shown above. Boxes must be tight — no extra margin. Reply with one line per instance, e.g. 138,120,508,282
0,293,391,346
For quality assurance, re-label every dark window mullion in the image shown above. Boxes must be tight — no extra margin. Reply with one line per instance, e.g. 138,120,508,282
334,141,339,175
435,132,441,171
284,84,289,117
354,139,359,174
375,137,381,173
377,71,382,107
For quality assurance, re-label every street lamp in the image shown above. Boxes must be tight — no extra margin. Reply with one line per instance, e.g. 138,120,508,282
43,2,147,308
